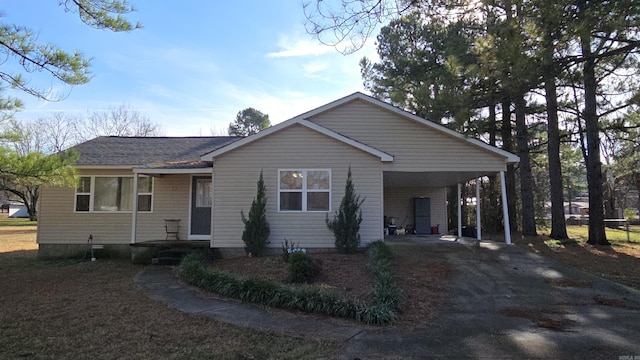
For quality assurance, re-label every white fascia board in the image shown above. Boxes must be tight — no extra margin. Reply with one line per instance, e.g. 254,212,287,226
200,119,294,161
201,117,394,162
465,138,520,164
75,165,135,170
133,167,211,175
297,119,394,162
289,92,366,119
77,165,213,175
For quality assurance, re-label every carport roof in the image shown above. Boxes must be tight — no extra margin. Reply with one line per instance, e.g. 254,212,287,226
384,170,501,188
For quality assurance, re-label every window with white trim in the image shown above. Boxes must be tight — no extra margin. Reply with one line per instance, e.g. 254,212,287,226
278,169,330,212
75,176,153,212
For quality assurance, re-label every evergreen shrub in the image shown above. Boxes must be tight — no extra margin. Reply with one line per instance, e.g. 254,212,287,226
326,167,364,253
241,171,270,257
287,251,321,283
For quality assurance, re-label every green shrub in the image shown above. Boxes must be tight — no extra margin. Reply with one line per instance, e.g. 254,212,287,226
326,167,364,254
287,251,321,283
241,171,270,257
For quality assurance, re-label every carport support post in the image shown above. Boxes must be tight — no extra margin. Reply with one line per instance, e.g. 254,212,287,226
457,183,462,238
476,178,482,240
131,173,139,244
500,171,512,244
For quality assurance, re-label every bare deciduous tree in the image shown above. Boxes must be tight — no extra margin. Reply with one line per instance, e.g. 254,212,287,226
1,113,80,155
79,104,163,140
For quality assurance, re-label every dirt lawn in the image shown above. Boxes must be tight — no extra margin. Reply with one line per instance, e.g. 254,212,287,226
515,232,640,290
0,220,335,359
2,216,640,358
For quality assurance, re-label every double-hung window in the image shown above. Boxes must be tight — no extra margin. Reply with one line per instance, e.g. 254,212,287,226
75,176,153,212
279,169,330,212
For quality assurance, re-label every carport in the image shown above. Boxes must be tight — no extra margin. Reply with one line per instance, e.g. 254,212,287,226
383,168,515,244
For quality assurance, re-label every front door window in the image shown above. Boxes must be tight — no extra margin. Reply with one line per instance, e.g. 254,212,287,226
191,177,212,236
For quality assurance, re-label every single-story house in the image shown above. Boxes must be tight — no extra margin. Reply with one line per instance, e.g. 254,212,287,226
564,201,589,217
37,93,519,258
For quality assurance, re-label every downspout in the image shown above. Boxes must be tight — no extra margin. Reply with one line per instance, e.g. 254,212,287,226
500,171,512,244
131,172,139,244
380,166,385,240
210,165,215,249
457,183,462,238
476,177,482,240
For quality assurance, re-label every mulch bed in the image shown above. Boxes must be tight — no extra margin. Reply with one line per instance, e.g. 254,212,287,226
210,245,454,328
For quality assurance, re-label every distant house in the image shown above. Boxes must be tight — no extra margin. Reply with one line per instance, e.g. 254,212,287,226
37,93,519,258
565,201,590,217
8,202,29,218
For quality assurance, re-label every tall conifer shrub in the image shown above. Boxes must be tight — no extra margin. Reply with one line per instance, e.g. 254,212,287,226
326,167,364,253
241,171,270,256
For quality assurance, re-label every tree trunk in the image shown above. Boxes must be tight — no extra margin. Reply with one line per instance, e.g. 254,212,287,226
501,98,518,232
544,37,569,239
581,31,609,245
447,185,457,231
636,174,640,219
515,93,537,236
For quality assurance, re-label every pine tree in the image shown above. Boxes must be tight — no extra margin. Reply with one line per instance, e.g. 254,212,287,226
241,171,270,256
326,167,364,254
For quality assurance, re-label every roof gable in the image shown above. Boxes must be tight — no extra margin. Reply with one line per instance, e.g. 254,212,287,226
203,93,518,165
201,119,394,162
303,92,519,164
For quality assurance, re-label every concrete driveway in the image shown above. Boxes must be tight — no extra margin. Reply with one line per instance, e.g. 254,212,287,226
136,238,640,359
342,239,640,359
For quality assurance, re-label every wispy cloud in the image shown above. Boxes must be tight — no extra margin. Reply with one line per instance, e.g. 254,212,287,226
266,35,335,58
303,61,329,74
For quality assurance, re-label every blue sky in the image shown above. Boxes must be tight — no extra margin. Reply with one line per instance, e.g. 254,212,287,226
3,1,378,136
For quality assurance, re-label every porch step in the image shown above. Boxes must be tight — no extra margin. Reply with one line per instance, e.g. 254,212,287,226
152,249,188,266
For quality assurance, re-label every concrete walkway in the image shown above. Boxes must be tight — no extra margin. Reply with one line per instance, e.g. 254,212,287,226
133,267,364,342
134,240,640,359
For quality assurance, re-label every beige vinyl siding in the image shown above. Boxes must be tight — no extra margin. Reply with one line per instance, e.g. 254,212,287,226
38,169,135,245
212,124,383,249
134,174,193,242
308,99,507,172
37,170,194,245
384,187,447,233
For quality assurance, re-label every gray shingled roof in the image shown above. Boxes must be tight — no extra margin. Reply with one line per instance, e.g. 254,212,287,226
72,136,241,166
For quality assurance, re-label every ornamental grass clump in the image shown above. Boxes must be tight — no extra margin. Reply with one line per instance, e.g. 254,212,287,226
366,241,401,322
179,251,209,284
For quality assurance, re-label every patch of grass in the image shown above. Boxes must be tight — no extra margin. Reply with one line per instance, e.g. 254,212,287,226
0,216,36,227
566,225,640,244
0,225,37,253
544,238,581,247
